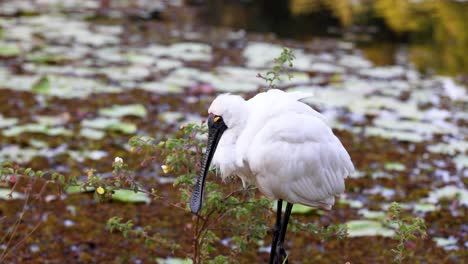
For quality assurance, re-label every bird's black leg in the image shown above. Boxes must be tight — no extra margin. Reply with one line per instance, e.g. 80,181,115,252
276,202,293,264
269,199,283,264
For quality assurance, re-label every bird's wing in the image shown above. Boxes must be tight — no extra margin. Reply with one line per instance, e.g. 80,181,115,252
235,89,326,167
247,113,354,209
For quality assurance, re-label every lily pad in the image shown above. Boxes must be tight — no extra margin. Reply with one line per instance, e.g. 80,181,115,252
0,43,20,56
0,115,18,128
0,188,26,200
432,236,458,248
425,186,468,206
358,209,386,220
346,220,394,237
413,202,437,213
111,189,150,204
453,155,468,171
156,258,192,264
31,76,50,93
66,185,96,194
272,201,320,214
2,123,72,137
99,104,147,118
339,198,364,208
384,162,406,171
81,117,137,134
80,128,105,140
433,236,458,250
68,150,107,162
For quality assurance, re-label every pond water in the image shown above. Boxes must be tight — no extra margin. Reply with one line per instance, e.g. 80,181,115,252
0,0,466,263
203,0,468,77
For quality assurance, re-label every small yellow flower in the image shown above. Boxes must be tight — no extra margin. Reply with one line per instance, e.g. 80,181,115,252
130,147,135,153
97,186,105,195
161,165,170,174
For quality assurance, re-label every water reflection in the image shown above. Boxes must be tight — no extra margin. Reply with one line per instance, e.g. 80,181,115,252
204,0,468,76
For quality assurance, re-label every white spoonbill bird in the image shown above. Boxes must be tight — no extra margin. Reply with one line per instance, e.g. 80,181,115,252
190,89,354,263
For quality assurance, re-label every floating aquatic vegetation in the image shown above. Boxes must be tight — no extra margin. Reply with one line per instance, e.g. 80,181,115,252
100,66,150,82
309,62,345,74
153,58,184,71
8,74,122,98
0,42,20,56
453,155,468,171
81,117,137,134
439,77,467,101
0,145,44,163
111,189,151,204
145,42,212,62
349,170,365,179
413,202,437,213
158,112,184,123
2,123,72,137
371,171,393,179
68,150,107,162
346,220,395,237
373,117,458,137
384,162,406,171
140,82,184,94
433,236,459,251
66,184,96,194
79,128,105,140
26,52,72,64
243,42,286,68
427,140,468,155
357,209,386,220
0,188,26,200
364,186,395,200
99,104,148,118
272,201,318,215
364,127,425,143
156,257,192,264
338,55,373,69
0,115,18,128
359,66,405,79
424,186,468,206
339,197,364,209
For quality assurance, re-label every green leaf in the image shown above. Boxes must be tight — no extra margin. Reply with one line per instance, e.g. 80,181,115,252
111,189,151,203
32,76,50,93
66,182,96,194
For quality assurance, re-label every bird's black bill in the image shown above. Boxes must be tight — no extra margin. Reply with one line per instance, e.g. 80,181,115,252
190,116,227,214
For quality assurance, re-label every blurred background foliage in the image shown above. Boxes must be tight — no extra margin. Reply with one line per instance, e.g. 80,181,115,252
204,0,468,76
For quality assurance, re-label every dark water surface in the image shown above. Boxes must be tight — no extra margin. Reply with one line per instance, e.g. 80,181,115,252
200,0,468,77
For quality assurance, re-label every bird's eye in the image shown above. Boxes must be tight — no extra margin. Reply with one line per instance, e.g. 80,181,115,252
213,116,221,122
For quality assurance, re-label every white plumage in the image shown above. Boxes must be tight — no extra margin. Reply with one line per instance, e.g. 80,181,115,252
208,89,354,210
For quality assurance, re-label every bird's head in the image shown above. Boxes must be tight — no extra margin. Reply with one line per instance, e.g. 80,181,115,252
190,94,246,214
207,94,247,129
